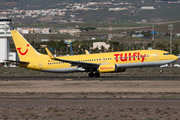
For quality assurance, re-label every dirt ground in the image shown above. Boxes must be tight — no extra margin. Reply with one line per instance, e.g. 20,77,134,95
1,80,180,93
1,99,180,120
1,80,180,119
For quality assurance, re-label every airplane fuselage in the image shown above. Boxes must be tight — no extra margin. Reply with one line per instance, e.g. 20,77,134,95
19,50,177,73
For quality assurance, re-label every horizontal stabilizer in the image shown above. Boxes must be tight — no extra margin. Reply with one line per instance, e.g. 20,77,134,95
4,60,29,64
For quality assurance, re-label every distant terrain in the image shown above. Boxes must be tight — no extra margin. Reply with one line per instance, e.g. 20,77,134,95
1,0,180,23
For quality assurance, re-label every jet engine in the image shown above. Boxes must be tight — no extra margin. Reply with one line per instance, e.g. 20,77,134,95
98,64,117,73
98,64,126,73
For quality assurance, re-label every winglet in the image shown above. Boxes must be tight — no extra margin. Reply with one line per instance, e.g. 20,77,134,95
85,50,90,54
45,48,56,59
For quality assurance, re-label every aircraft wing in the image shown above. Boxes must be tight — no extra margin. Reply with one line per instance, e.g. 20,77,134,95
45,48,100,68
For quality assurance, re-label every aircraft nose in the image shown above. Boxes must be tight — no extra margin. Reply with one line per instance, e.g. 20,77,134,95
173,55,179,60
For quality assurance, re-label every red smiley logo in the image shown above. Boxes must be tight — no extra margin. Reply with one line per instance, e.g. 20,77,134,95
17,44,29,56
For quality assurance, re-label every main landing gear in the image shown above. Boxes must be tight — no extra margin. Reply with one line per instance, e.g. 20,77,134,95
88,72,100,77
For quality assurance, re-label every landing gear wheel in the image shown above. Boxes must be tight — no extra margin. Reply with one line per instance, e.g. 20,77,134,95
88,73,94,77
160,69,163,73
95,72,100,77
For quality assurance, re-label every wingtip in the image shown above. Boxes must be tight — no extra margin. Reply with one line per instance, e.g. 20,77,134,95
85,50,90,54
45,47,55,59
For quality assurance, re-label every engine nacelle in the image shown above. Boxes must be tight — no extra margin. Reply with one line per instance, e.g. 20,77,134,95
98,64,117,73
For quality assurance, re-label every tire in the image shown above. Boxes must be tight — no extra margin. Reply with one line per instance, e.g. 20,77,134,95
95,72,100,77
88,73,94,77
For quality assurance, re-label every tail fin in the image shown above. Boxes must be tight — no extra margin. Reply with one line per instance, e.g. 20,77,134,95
11,30,40,61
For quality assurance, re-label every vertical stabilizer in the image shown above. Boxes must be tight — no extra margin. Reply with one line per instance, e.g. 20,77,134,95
11,30,40,61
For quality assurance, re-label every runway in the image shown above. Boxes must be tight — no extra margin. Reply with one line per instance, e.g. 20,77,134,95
0,97,180,101
0,76,179,80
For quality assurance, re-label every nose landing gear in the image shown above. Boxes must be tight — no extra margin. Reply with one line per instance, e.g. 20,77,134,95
160,69,163,73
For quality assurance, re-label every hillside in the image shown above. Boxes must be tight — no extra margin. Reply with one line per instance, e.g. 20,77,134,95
1,0,180,23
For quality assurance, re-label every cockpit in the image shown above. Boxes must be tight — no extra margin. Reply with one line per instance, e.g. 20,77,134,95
163,53,170,55
163,52,178,61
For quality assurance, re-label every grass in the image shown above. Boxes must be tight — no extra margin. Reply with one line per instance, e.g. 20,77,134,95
54,83,86,86
165,96,180,98
77,109,86,114
59,110,66,112
143,108,149,111
120,114,128,117
0,83,30,86
54,110,59,112
56,114,63,116
104,115,109,117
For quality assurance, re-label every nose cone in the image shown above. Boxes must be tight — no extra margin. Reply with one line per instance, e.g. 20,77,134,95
173,55,179,60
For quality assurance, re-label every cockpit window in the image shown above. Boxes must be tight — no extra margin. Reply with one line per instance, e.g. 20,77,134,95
163,53,170,55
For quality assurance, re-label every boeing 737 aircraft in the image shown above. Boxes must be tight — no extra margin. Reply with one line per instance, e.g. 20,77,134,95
8,30,178,77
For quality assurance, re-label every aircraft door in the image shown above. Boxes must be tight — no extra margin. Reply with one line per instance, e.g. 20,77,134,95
154,52,159,60
39,61,43,69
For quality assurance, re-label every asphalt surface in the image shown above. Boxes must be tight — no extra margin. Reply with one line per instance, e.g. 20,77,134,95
0,76,179,80
0,97,180,101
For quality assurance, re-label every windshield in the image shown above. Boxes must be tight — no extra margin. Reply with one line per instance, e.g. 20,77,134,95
163,53,170,55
